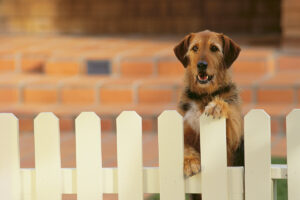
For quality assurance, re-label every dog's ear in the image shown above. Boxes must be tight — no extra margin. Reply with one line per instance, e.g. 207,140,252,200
173,33,193,68
220,34,241,68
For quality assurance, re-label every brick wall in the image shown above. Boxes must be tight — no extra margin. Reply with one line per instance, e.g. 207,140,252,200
282,0,300,46
0,0,281,35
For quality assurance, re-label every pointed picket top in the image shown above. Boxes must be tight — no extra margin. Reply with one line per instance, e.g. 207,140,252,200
287,109,300,121
0,113,21,200
244,109,271,200
76,112,100,125
158,110,183,121
34,112,61,200
117,110,142,120
158,110,185,200
0,113,18,120
116,111,143,200
286,109,300,200
34,112,59,123
245,109,270,121
75,112,102,200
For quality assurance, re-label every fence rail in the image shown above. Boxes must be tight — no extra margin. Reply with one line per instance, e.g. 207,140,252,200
0,109,296,200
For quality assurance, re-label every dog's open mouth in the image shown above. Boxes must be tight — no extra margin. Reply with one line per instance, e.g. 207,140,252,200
197,72,214,84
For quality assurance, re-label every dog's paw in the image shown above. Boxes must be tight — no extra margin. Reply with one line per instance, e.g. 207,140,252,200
184,155,201,177
204,98,229,119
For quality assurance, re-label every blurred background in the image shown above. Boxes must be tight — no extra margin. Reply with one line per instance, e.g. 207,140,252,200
0,0,299,199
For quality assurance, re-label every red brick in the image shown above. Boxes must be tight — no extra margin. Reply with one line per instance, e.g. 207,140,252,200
21,58,44,73
138,88,173,104
60,118,74,132
238,49,274,59
251,103,293,117
19,118,33,132
100,88,133,104
271,118,280,135
120,61,153,77
0,88,19,103
240,88,253,103
272,138,287,157
45,61,82,75
260,71,300,86
278,55,300,71
101,118,113,132
233,60,269,75
233,74,263,86
23,88,57,104
142,118,154,132
157,60,184,76
257,88,294,104
0,58,15,72
61,88,96,105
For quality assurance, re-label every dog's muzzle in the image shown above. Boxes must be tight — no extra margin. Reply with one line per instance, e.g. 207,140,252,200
197,72,214,84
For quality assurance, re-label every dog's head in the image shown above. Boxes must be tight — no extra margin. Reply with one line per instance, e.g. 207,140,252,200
174,30,240,89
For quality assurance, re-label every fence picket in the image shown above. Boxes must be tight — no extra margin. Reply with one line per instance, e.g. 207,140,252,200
200,115,228,200
0,114,21,200
286,109,300,200
244,109,271,200
116,111,143,200
34,112,62,200
75,112,102,200
158,110,185,200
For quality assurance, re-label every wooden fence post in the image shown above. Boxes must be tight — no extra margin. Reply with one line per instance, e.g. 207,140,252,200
34,112,62,200
76,112,103,200
287,109,300,200
244,109,271,200
200,115,228,200
158,110,185,200
117,111,143,200
0,114,21,200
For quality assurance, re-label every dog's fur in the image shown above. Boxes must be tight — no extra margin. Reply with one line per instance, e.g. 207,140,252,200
174,30,244,200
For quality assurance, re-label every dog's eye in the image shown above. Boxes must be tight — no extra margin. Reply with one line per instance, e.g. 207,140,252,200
192,45,198,52
210,45,219,52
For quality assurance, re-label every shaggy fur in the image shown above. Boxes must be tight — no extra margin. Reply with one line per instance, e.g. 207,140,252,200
174,30,244,200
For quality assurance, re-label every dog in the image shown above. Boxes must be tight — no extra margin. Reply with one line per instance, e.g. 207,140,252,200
174,30,244,200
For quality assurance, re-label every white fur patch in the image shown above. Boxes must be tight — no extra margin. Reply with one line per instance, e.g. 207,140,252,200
183,102,201,134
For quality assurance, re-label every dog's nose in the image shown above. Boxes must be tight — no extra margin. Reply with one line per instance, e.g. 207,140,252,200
197,61,208,71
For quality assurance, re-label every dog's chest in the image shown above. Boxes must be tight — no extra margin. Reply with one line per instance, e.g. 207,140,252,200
183,102,202,134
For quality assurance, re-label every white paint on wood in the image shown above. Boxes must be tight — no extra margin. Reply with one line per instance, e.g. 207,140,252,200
158,110,185,200
200,115,228,200
0,109,293,199
271,164,287,179
34,113,62,200
20,165,286,196
244,109,271,200
143,167,160,193
0,114,21,200
116,111,143,200
75,112,102,200
227,167,244,200
21,169,35,200
102,168,118,193
287,109,300,200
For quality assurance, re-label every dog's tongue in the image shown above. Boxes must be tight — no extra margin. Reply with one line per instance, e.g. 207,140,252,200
198,74,208,81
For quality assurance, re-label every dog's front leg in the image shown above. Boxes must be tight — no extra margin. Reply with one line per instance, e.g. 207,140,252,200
184,145,201,177
204,97,229,119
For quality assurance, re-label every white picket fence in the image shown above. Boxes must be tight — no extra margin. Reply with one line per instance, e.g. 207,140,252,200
0,109,299,200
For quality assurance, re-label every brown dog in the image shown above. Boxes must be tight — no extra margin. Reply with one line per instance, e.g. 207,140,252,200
174,30,244,198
